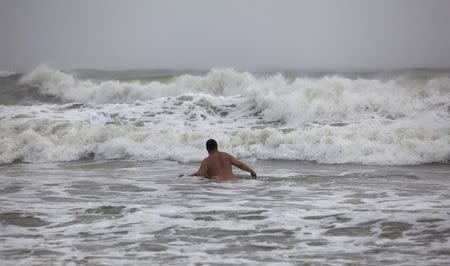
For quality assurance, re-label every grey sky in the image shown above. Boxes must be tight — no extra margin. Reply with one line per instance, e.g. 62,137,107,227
1,0,450,72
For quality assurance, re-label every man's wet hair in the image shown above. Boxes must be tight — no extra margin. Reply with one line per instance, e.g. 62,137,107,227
206,139,218,151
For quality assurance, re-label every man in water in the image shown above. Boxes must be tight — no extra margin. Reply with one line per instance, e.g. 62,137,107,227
181,139,257,180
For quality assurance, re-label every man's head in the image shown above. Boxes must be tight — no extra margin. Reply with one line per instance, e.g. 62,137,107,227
206,139,218,152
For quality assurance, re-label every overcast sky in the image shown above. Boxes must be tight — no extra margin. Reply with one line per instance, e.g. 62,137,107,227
1,0,450,72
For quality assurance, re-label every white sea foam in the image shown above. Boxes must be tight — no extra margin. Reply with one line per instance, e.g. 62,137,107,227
1,66,449,165
2,156,449,265
19,66,450,123
0,70,17,77
0,107,448,165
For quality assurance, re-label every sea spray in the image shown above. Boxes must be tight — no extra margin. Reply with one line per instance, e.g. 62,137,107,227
0,66,449,164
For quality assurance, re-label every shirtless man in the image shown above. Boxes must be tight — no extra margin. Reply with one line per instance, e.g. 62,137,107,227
180,139,257,180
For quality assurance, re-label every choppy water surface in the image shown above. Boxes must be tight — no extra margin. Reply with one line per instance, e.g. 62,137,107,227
1,160,449,265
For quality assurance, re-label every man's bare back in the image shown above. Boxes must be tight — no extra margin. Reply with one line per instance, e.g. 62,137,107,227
181,139,257,180
202,151,236,179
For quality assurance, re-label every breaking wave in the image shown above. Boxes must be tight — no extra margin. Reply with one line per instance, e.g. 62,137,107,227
0,70,17,78
0,65,449,165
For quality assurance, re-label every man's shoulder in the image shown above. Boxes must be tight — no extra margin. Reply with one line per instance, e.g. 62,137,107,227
218,151,232,157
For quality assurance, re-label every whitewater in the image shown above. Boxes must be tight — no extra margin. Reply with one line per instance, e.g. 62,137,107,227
0,65,449,165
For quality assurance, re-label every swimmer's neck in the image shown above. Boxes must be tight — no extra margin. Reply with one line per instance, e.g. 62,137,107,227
208,149,219,155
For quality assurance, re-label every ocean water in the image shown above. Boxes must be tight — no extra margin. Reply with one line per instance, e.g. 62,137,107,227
0,66,450,265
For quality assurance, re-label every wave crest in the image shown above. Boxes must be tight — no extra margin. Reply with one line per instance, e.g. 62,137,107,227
6,66,449,165
1,118,448,165
19,66,450,124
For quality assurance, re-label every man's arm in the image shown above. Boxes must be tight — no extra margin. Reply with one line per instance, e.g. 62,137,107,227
189,159,208,177
179,160,208,178
229,155,257,178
